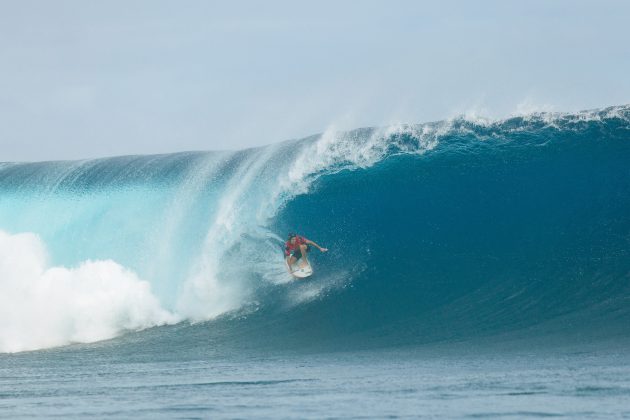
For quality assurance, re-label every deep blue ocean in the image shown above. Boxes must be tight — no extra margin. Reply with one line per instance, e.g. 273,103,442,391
1,105,630,418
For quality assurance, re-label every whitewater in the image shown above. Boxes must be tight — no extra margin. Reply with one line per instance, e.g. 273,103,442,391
1,105,630,418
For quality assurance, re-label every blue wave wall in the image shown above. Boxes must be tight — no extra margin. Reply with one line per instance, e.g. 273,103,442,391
1,105,629,352
271,115,630,347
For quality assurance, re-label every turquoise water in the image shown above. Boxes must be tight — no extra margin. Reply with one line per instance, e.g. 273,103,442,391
1,105,630,416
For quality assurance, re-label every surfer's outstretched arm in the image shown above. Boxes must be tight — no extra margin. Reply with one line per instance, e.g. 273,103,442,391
305,239,328,252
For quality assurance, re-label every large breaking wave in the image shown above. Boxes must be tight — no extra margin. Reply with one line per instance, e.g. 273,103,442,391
1,105,629,353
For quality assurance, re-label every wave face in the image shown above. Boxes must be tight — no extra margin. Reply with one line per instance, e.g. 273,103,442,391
1,105,630,352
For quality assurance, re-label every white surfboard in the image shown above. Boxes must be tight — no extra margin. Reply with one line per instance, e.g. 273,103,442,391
285,258,313,279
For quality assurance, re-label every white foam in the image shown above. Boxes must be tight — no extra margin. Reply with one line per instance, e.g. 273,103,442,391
0,230,178,353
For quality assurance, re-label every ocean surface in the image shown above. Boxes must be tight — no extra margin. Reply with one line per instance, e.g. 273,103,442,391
1,105,630,418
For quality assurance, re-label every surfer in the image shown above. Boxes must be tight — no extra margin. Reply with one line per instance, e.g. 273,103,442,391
284,233,328,269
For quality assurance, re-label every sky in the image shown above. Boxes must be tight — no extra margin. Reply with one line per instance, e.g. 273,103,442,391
1,0,629,162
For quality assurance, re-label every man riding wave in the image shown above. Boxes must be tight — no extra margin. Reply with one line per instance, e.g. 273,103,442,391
284,233,328,272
